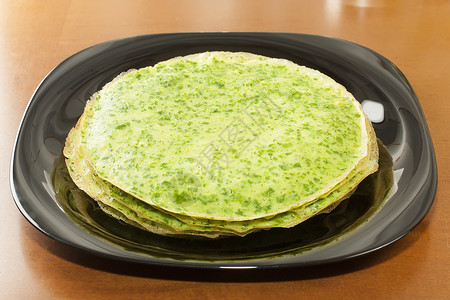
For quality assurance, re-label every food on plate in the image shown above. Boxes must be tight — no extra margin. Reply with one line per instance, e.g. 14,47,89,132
63,51,379,238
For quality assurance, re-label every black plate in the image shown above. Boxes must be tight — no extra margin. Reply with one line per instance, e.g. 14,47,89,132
10,32,437,269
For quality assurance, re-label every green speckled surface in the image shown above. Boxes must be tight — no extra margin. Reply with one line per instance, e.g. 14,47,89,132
70,52,372,221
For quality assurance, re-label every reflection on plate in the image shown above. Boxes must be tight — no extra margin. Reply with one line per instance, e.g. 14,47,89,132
10,33,437,269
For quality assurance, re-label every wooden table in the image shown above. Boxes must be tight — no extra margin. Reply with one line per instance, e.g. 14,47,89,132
1,0,449,298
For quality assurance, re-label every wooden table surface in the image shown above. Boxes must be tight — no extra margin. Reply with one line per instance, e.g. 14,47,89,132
1,0,449,299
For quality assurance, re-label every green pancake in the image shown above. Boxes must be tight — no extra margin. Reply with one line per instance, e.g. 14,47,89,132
63,51,379,237
71,51,374,222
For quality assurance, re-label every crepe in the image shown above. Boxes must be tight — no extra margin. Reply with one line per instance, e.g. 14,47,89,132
63,51,379,237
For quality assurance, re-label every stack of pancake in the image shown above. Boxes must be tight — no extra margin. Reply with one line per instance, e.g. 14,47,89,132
63,52,379,238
